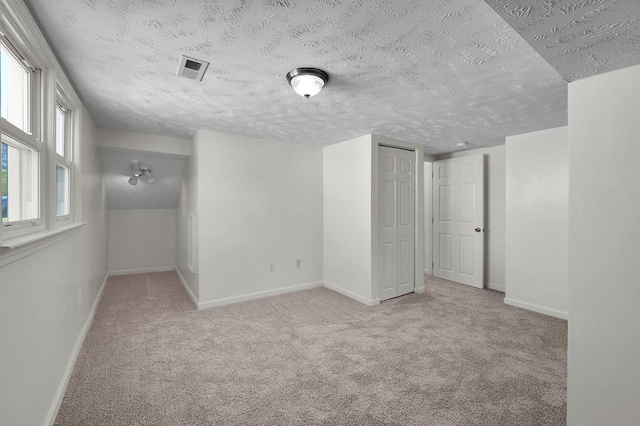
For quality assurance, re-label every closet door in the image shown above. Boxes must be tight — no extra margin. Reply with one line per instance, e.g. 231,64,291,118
379,146,415,301
396,148,415,296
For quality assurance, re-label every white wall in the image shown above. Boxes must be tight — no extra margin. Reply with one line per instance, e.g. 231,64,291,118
97,127,191,156
567,65,640,425
323,135,375,304
423,162,432,274
0,106,108,426
504,127,568,319
437,146,506,291
194,130,323,307
175,139,199,301
108,209,176,273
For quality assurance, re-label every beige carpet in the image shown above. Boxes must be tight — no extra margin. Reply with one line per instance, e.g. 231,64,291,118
54,272,566,425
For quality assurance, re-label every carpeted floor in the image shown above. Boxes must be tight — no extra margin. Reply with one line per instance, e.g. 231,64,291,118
54,272,567,425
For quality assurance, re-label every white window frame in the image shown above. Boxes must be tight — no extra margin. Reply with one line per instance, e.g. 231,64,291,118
54,88,73,223
1,34,44,239
0,0,84,251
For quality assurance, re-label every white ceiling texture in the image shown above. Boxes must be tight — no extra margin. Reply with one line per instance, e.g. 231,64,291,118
25,0,640,155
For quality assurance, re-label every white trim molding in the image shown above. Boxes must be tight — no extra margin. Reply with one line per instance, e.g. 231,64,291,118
414,286,426,294
175,268,198,308
198,281,324,310
504,297,568,320
486,282,505,292
107,266,175,276
0,222,86,268
323,281,381,307
45,272,109,426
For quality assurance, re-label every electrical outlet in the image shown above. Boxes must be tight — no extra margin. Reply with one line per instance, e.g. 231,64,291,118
296,259,302,268
269,262,275,272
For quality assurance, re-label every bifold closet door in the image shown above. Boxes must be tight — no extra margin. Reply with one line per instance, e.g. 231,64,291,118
379,146,415,301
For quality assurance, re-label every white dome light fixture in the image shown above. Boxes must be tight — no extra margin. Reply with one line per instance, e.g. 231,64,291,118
286,68,329,99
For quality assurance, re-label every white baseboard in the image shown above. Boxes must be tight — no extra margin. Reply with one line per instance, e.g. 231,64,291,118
108,266,175,276
197,281,324,310
486,282,505,292
322,281,380,306
174,267,198,308
414,286,426,294
45,272,109,426
504,297,568,320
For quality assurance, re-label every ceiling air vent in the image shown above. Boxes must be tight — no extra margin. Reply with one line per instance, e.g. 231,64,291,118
177,55,209,81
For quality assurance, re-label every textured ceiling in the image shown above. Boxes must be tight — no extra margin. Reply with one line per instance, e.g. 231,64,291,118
99,147,187,210
27,0,570,153
485,0,640,82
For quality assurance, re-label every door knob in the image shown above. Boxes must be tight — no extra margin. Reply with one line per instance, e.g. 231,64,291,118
475,227,481,233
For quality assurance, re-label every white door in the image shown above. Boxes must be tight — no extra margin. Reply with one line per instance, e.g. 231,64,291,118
432,155,484,288
379,146,415,301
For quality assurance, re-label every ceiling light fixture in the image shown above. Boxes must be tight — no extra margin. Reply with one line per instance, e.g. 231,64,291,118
286,68,329,99
456,142,468,147
128,162,156,185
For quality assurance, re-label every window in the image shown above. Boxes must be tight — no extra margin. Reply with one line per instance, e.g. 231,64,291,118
1,134,39,223
55,105,65,156
0,2,81,247
1,41,31,133
1,37,42,236
54,101,72,219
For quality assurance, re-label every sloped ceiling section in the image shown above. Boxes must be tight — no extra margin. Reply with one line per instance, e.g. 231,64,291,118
100,147,187,210
28,0,567,154
485,0,640,82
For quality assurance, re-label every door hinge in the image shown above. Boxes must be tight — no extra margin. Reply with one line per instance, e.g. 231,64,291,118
432,217,434,223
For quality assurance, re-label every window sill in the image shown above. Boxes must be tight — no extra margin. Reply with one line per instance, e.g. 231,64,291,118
0,222,87,268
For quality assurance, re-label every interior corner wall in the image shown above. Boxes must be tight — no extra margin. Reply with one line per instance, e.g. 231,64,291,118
108,209,176,274
323,135,375,304
176,139,198,301
504,127,568,319
437,145,506,291
0,106,109,426
567,65,640,426
423,161,433,275
195,130,323,306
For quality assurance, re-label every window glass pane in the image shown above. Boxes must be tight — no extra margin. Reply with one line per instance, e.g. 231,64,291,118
56,163,69,216
1,135,39,222
55,106,65,156
1,43,30,133
1,143,7,222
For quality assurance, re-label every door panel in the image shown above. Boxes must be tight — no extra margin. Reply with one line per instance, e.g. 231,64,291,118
460,184,475,223
459,235,474,276
379,147,399,301
382,180,396,227
440,185,453,222
439,234,453,272
379,146,415,300
382,242,397,293
432,155,484,288
396,149,415,296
